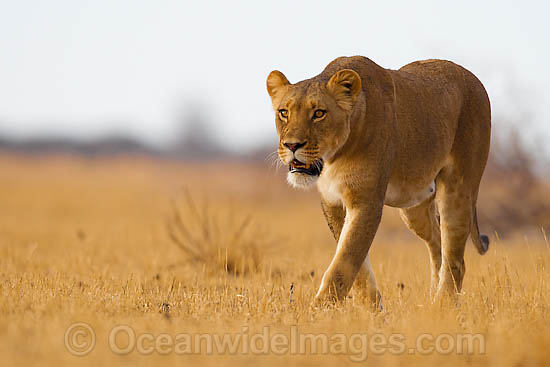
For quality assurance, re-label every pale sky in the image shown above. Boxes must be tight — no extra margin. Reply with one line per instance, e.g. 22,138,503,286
0,0,548,152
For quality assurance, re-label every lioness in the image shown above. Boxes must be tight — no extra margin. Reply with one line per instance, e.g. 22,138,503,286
266,56,490,305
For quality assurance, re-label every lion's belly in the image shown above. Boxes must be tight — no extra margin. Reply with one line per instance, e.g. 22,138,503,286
317,163,437,209
384,181,435,208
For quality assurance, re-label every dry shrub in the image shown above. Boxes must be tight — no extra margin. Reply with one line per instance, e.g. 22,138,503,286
165,190,271,275
481,129,550,235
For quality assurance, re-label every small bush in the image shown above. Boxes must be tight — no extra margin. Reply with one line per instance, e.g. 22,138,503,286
166,189,270,275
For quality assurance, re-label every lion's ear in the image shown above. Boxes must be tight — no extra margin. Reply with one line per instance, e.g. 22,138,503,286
327,69,362,112
266,70,290,108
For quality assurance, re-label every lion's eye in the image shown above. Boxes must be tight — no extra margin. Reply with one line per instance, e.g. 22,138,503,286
313,109,326,120
278,109,288,119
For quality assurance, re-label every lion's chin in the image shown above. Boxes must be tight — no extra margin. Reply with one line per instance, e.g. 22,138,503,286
286,172,319,189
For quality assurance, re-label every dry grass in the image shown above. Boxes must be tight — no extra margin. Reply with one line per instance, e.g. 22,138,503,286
0,155,549,366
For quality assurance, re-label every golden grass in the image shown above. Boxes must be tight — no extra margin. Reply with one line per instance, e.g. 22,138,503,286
0,155,549,366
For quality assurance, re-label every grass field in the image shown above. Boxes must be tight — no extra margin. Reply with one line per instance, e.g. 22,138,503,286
0,155,549,366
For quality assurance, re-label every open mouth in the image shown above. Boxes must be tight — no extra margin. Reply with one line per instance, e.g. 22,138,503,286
289,159,324,176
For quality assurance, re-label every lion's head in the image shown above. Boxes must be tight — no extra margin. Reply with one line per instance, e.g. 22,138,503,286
266,68,362,188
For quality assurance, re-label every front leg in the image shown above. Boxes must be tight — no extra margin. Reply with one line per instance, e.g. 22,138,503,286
321,199,345,241
315,201,383,303
321,199,381,307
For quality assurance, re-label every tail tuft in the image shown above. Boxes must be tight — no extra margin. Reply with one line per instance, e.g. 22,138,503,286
471,208,489,255
478,234,490,255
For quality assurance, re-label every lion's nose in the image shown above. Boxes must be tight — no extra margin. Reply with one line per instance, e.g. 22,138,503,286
284,141,306,152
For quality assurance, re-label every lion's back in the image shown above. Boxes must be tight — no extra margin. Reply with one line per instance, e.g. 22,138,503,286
398,59,490,108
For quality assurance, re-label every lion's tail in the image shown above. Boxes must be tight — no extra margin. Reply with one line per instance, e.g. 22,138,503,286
471,207,489,255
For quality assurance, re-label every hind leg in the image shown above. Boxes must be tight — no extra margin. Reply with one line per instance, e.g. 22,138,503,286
434,165,473,297
434,95,490,297
400,197,442,298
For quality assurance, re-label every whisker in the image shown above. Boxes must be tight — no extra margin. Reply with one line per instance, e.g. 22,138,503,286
265,151,285,172
265,150,278,162
314,160,323,172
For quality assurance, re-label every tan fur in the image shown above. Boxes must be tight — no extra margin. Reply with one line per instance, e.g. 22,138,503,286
267,56,491,305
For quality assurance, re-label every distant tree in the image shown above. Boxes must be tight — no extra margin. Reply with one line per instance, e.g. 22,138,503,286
480,126,550,236
171,100,220,158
